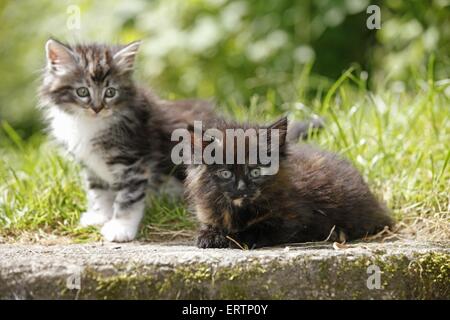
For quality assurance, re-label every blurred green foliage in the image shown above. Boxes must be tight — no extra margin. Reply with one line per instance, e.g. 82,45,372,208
0,0,449,138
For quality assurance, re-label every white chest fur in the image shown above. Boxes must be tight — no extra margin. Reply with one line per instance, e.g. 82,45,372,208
47,108,115,184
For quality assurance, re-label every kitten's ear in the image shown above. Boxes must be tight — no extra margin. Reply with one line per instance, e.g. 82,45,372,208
187,124,205,164
45,39,76,72
267,116,288,147
187,124,220,161
187,124,206,150
113,41,141,72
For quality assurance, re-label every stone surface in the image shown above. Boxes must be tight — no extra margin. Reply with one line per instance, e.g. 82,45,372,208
0,240,448,299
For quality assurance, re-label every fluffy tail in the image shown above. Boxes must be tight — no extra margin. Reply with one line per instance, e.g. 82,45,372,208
287,117,324,142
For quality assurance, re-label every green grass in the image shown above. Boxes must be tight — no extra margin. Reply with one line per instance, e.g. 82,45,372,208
0,69,449,243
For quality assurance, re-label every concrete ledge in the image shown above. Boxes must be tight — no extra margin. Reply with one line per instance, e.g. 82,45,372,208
0,240,448,299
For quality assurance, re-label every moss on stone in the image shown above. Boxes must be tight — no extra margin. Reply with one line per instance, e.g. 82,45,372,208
16,249,448,300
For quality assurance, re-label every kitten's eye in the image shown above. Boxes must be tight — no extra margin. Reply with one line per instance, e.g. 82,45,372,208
219,170,233,179
76,87,89,98
104,87,117,98
250,168,261,178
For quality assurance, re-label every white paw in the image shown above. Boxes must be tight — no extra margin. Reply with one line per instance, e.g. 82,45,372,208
101,219,139,242
79,211,111,227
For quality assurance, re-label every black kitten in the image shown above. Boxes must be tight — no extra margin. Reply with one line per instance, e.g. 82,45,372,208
185,117,394,249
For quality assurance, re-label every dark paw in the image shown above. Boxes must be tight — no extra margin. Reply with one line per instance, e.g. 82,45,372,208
196,228,229,249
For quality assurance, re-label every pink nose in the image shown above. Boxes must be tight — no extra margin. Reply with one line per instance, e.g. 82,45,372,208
91,105,104,114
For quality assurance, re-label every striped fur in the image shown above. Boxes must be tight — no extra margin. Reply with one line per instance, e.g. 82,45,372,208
39,39,217,242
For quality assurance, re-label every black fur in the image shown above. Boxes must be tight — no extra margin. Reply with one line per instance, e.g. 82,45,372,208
186,117,394,249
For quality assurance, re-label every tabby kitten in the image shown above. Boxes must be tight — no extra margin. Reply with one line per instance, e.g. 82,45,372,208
185,117,394,249
39,39,216,242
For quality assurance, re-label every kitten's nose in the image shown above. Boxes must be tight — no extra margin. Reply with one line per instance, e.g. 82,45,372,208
91,105,104,114
237,179,246,191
